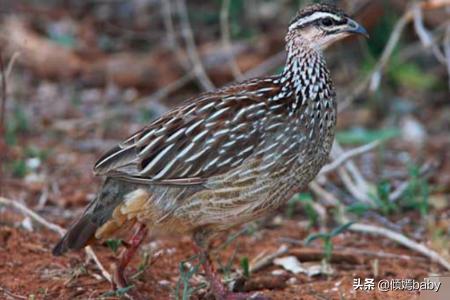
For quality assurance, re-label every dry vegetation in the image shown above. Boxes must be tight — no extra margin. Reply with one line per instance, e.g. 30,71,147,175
0,0,449,299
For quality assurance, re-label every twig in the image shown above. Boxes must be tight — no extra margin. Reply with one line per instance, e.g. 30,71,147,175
0,197,112,283
0,197,66,236
5,52,20,79
220,0,243,80
161,0,191,71
309,181,340,206
339,9,412,111
0,286,27,300
320,141,380,175
85,246,112,283
389,162,436,202
331,142,372,204
249,244,289,273
331,143,369,190
412,4,447,64
338,167,372,204
340,1,450,111
226,244,289,285
349,223,450,271
368,6,420,93
175,0,215,91
279,238,426,261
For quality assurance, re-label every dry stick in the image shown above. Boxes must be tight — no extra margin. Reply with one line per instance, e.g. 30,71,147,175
0,286,27,300
0,197,112,283
338,166,372,204
339,10,412,112
226,244,289,284
175,0,215,91
250,244,289,273
331,142,372,204
279,238,427,261
161,0,191,72
349,223,450,271
389,162,436,202
341,0,450,112
0,197,65,235
5,52,20,79
331,142,370,190
369,10,414,92
309,181,340,206
281,224,449,275
412,4,447,65
220,0,243,80
320,141,380,175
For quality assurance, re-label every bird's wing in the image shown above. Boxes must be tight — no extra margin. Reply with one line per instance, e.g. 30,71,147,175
94,82,280,186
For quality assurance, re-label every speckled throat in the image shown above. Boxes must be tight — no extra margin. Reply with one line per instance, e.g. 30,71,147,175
262,35,337,186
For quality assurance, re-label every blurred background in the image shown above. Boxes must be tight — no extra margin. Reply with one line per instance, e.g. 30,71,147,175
0,0,449,299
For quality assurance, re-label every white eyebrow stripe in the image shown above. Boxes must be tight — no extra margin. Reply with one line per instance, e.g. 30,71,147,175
289,12,343,30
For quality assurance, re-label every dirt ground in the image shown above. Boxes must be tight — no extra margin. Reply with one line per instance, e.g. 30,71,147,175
1,1,450,300
0,205,447,300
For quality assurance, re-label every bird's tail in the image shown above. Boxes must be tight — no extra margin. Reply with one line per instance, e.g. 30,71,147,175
52,178,129,256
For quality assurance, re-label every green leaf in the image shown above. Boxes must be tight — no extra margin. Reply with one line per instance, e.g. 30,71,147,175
389,62,438,91
346,202,372,216
240,256,250,278
304,232,329,245
105,239,122,253
102,285,134,297
12,160,28,178
336,128,399,145
330,222,354,237
323,239,333,262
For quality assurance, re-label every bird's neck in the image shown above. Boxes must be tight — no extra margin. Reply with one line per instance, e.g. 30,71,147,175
279,38,332,115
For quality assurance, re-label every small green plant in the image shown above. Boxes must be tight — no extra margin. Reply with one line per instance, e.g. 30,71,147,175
105,239,122,253
5,105,29,146
240,256,250,278
304,222,354,263
11,159,27,178
217,243,239,280
336,128,399,145
369,180,398,215
286,193,318,226
346,202,372,216
130,252,151,281
174,256,205,300
102,285,135,297
400,165,429,217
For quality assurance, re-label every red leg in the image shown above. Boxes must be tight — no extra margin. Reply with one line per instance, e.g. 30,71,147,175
192,243,268,300
112,223,148,290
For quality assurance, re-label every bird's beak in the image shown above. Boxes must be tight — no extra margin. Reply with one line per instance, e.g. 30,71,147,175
344,18,369,38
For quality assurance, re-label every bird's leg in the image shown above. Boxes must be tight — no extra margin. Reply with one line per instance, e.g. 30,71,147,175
112,223,148,290
192,233,267,300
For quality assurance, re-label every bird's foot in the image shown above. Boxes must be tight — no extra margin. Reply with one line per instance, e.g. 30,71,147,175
197,249,268,300
110,223,148,299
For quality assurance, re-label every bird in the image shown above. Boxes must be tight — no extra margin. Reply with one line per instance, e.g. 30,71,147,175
53,4,368,300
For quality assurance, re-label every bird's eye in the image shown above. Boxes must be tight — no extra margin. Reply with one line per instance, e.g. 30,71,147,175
320,18,334,27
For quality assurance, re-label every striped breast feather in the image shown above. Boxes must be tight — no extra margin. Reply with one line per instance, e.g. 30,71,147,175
93,82,280,185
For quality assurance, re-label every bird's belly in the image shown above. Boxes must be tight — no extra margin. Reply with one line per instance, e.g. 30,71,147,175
171,181,290,232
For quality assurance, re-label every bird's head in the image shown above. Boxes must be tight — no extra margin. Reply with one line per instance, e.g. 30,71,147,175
287,4,368,50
